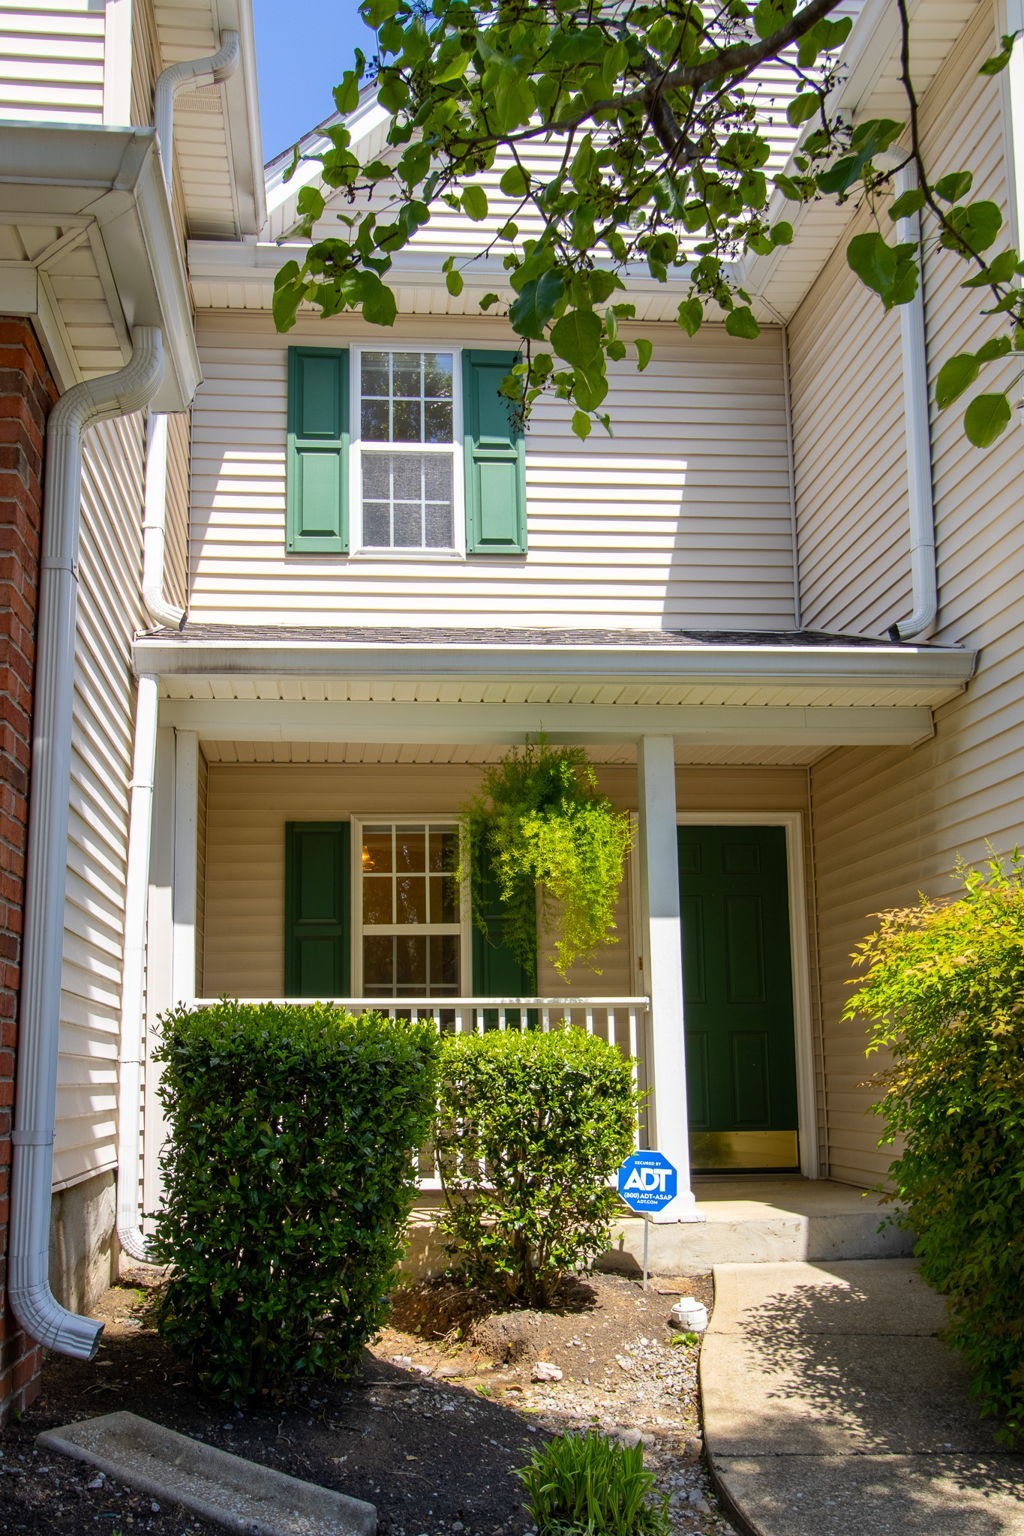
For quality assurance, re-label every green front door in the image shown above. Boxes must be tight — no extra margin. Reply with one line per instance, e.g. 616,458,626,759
678,825,799,1171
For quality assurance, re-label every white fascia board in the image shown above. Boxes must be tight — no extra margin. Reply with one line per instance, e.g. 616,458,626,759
134,633,976,694
213,0,267,234
264,98,391,228
0,125,200,411
156,696,937,747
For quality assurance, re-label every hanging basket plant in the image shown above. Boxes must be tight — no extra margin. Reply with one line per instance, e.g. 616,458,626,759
461,742,634,980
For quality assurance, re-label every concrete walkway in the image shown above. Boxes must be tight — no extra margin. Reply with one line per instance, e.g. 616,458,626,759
702,1259,1024,1536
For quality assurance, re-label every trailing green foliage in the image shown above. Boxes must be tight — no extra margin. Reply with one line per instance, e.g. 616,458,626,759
150,1001,439,1400
461,742,633,979
274,0,1024,446
436,1028,639,1306
515,1429,670,1536
845,855,1024,1444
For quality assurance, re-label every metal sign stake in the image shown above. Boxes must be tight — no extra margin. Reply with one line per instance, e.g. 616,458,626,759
643,1213,650,1291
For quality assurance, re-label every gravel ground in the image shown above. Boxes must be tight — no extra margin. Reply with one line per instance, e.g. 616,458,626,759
0,1268,740,1536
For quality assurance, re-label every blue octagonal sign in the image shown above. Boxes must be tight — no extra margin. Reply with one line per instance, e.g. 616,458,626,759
618,1150,678,1213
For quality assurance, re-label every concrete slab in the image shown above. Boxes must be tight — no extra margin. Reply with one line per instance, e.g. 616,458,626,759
701,1261,1024,1536
709,1258,948,1334
713,1454,1024,1536
37,1412,377,1536
701,1330,1000,1455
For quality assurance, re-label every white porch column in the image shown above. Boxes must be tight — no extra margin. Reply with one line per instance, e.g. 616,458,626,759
171,728,198,1004
142,726,176,1224
637,736,699,1221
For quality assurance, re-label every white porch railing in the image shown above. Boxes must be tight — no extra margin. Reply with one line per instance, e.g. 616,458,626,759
189,995,650,1186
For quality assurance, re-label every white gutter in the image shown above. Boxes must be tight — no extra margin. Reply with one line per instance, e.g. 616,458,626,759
886,163,938,642
10,328,165,1359
115,674,160,1262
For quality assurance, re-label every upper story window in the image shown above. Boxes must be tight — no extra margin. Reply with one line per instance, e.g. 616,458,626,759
356,349,459,553
286,345,527,560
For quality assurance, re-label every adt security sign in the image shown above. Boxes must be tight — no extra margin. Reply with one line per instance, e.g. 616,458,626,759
618,1150,678,1214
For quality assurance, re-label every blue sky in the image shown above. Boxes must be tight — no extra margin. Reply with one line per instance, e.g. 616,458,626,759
253,0,374,162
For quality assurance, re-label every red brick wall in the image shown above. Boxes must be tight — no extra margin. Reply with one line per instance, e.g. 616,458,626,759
0,318,56,1421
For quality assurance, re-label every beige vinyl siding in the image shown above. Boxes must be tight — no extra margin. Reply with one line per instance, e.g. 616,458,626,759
0,0,106,123
201,761,822,1162
163,408,192,612
788,211,910,637
189,313,796,631
130,0,159,127
807,5,1024,1188
56,413,146,1189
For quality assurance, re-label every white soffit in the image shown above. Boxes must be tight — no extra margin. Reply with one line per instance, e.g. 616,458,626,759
0,126,199,408
743,0,988,319
153,0,265,237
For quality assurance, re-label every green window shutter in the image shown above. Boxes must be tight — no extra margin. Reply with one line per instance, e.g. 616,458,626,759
284,822,351,996
462,349,526,554
287,347,349,554
471,843,536,1001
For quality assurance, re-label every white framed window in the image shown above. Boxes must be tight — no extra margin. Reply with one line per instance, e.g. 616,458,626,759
350,347,465,556
351,817,470,997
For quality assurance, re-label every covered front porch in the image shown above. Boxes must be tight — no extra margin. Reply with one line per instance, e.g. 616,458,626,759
132,625,974,1243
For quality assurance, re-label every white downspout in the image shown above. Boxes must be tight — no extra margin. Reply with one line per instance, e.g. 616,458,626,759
886,162,938,642
9,328,164,1359
115,675,160,1262
143,31,239,634
113,34,241,1262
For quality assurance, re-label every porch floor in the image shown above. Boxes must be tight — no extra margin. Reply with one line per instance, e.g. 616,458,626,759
403,1179,914,1279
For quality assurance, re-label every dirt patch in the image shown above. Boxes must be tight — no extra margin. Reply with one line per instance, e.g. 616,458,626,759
0,1267,736,1536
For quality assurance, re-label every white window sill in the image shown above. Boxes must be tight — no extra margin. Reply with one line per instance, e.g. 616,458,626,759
349,547,466,561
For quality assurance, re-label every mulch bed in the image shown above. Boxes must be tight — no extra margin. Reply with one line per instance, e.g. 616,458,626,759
0,1266,736,1536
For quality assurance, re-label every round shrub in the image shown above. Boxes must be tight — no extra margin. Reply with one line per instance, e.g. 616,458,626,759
435,1026,641,1306
149,1001,439,1400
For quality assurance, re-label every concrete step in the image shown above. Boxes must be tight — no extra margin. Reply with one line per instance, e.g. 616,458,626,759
37,1411,376,1536
405,1178,915,1277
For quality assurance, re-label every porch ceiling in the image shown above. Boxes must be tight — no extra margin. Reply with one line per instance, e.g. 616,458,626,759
200,740,825,767
138,624,976,750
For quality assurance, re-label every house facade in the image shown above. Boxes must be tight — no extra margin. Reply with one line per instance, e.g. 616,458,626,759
0,0,1022,1422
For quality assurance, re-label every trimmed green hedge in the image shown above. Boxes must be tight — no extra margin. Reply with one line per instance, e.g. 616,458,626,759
150,1001,438,1400
436,1027,640,1305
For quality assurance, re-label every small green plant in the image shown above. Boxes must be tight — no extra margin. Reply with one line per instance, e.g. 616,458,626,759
515,1430,670,1536
846,853,1024,1444
460,741,633,978
150,1001,439,1401
670,1331,700,1348
436,1027,641,1306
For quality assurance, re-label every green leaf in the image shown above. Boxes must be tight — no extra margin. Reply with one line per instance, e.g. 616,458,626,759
787,92,821,128
461,184,489,222
571,410,593,440
295,185,325,225
550,309,602,367
677,297,703,336
499,164,530,198
271,265,304,333
889,187,926,221
333,71,361,115
635,338,653,372
724,306,760,339
445,269,464,298
846,231,919,308
934,171,973,203
935,352,980,409
940,201,1003,254
754,0,793,40
509,271,566,341
964,391,1012,446
975,335,1013,363
979,34,1017,74
361,0,400,24
770,221,794,246
353,271,397,326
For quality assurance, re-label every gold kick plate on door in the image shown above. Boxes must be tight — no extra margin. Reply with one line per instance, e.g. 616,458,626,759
689,1130,799,1171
